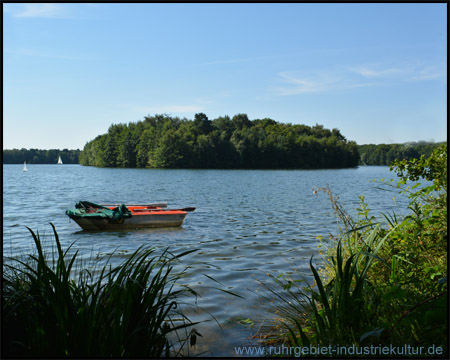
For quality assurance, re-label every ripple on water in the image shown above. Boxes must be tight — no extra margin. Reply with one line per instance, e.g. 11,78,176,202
4,165,416,356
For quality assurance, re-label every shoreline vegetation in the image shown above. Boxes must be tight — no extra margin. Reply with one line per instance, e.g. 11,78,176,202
3,141,444,167
3,144,447,358
3,148,81,164
358,141,445,166
3,224,205,357
2,113,444,168
259,143,447,357
80,113,361,169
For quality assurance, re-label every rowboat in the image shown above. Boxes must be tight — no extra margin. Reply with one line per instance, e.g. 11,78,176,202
66,201,195,231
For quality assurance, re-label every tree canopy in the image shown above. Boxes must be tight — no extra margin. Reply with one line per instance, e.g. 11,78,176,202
3,124,442,168
3,148,81,164
358,142,445,166
78,113,360,169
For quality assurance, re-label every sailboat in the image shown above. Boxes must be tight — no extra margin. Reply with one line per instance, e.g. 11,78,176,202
57,156,63,165
23,161,28,172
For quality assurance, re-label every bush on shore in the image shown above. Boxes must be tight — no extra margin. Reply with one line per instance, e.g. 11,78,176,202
2,225,201,357
265,144,447,356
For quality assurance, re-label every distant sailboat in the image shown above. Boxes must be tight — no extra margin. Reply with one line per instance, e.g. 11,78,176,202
23,161,28,172
57,156,63,165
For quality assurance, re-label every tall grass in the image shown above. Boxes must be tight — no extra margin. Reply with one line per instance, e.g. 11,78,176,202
262,144,448,354
263,223,396,347
3,223,201,357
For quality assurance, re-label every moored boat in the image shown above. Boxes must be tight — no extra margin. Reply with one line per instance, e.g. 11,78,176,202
66,201,195,230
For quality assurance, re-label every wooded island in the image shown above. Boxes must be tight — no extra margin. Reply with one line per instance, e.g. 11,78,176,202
3,113,444,167
79,113,360,169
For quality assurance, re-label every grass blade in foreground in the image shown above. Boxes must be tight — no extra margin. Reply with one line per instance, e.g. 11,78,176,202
2,224,201,357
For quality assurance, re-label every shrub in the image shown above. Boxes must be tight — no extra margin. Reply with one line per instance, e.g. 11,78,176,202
2,224,201,357
264,143,447,355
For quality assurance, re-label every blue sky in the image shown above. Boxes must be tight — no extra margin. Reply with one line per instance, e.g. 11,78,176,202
3,3,447,150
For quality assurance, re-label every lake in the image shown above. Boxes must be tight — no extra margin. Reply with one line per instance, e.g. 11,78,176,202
3,164,412,356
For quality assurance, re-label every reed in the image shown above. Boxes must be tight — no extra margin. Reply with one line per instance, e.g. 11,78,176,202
2,223,200,357
263,145,447,353
262,224,395,347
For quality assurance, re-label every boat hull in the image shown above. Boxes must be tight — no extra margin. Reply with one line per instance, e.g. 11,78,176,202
70,211,187,231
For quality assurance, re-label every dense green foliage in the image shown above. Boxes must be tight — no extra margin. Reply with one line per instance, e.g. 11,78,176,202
267,144,447,356
2,225,202,357
3,148,81,164
79,113,360,169
358,142,445,165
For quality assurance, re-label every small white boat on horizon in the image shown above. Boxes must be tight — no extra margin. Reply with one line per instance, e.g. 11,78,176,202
57,156,63,165
23,161,28,172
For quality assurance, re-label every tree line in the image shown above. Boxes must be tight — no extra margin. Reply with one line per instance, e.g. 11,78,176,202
78,113,360,169
358,141,446,165
3,148,81,164
3,122,443,168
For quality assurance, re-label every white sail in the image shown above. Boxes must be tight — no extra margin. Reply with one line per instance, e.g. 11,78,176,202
57,156,63,165
23,161,28,172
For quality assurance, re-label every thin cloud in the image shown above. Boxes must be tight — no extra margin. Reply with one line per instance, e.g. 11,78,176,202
274,73,328,95
349,63,446,82
5,3,95,19
273,69,371,96
351,66,405,78
273,62,445,96
410,65,446,81
9,4,68,18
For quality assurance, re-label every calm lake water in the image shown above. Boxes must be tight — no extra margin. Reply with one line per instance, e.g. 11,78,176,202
3,164,413,356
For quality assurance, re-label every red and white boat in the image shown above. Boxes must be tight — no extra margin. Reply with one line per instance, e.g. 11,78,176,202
66,201,195,231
